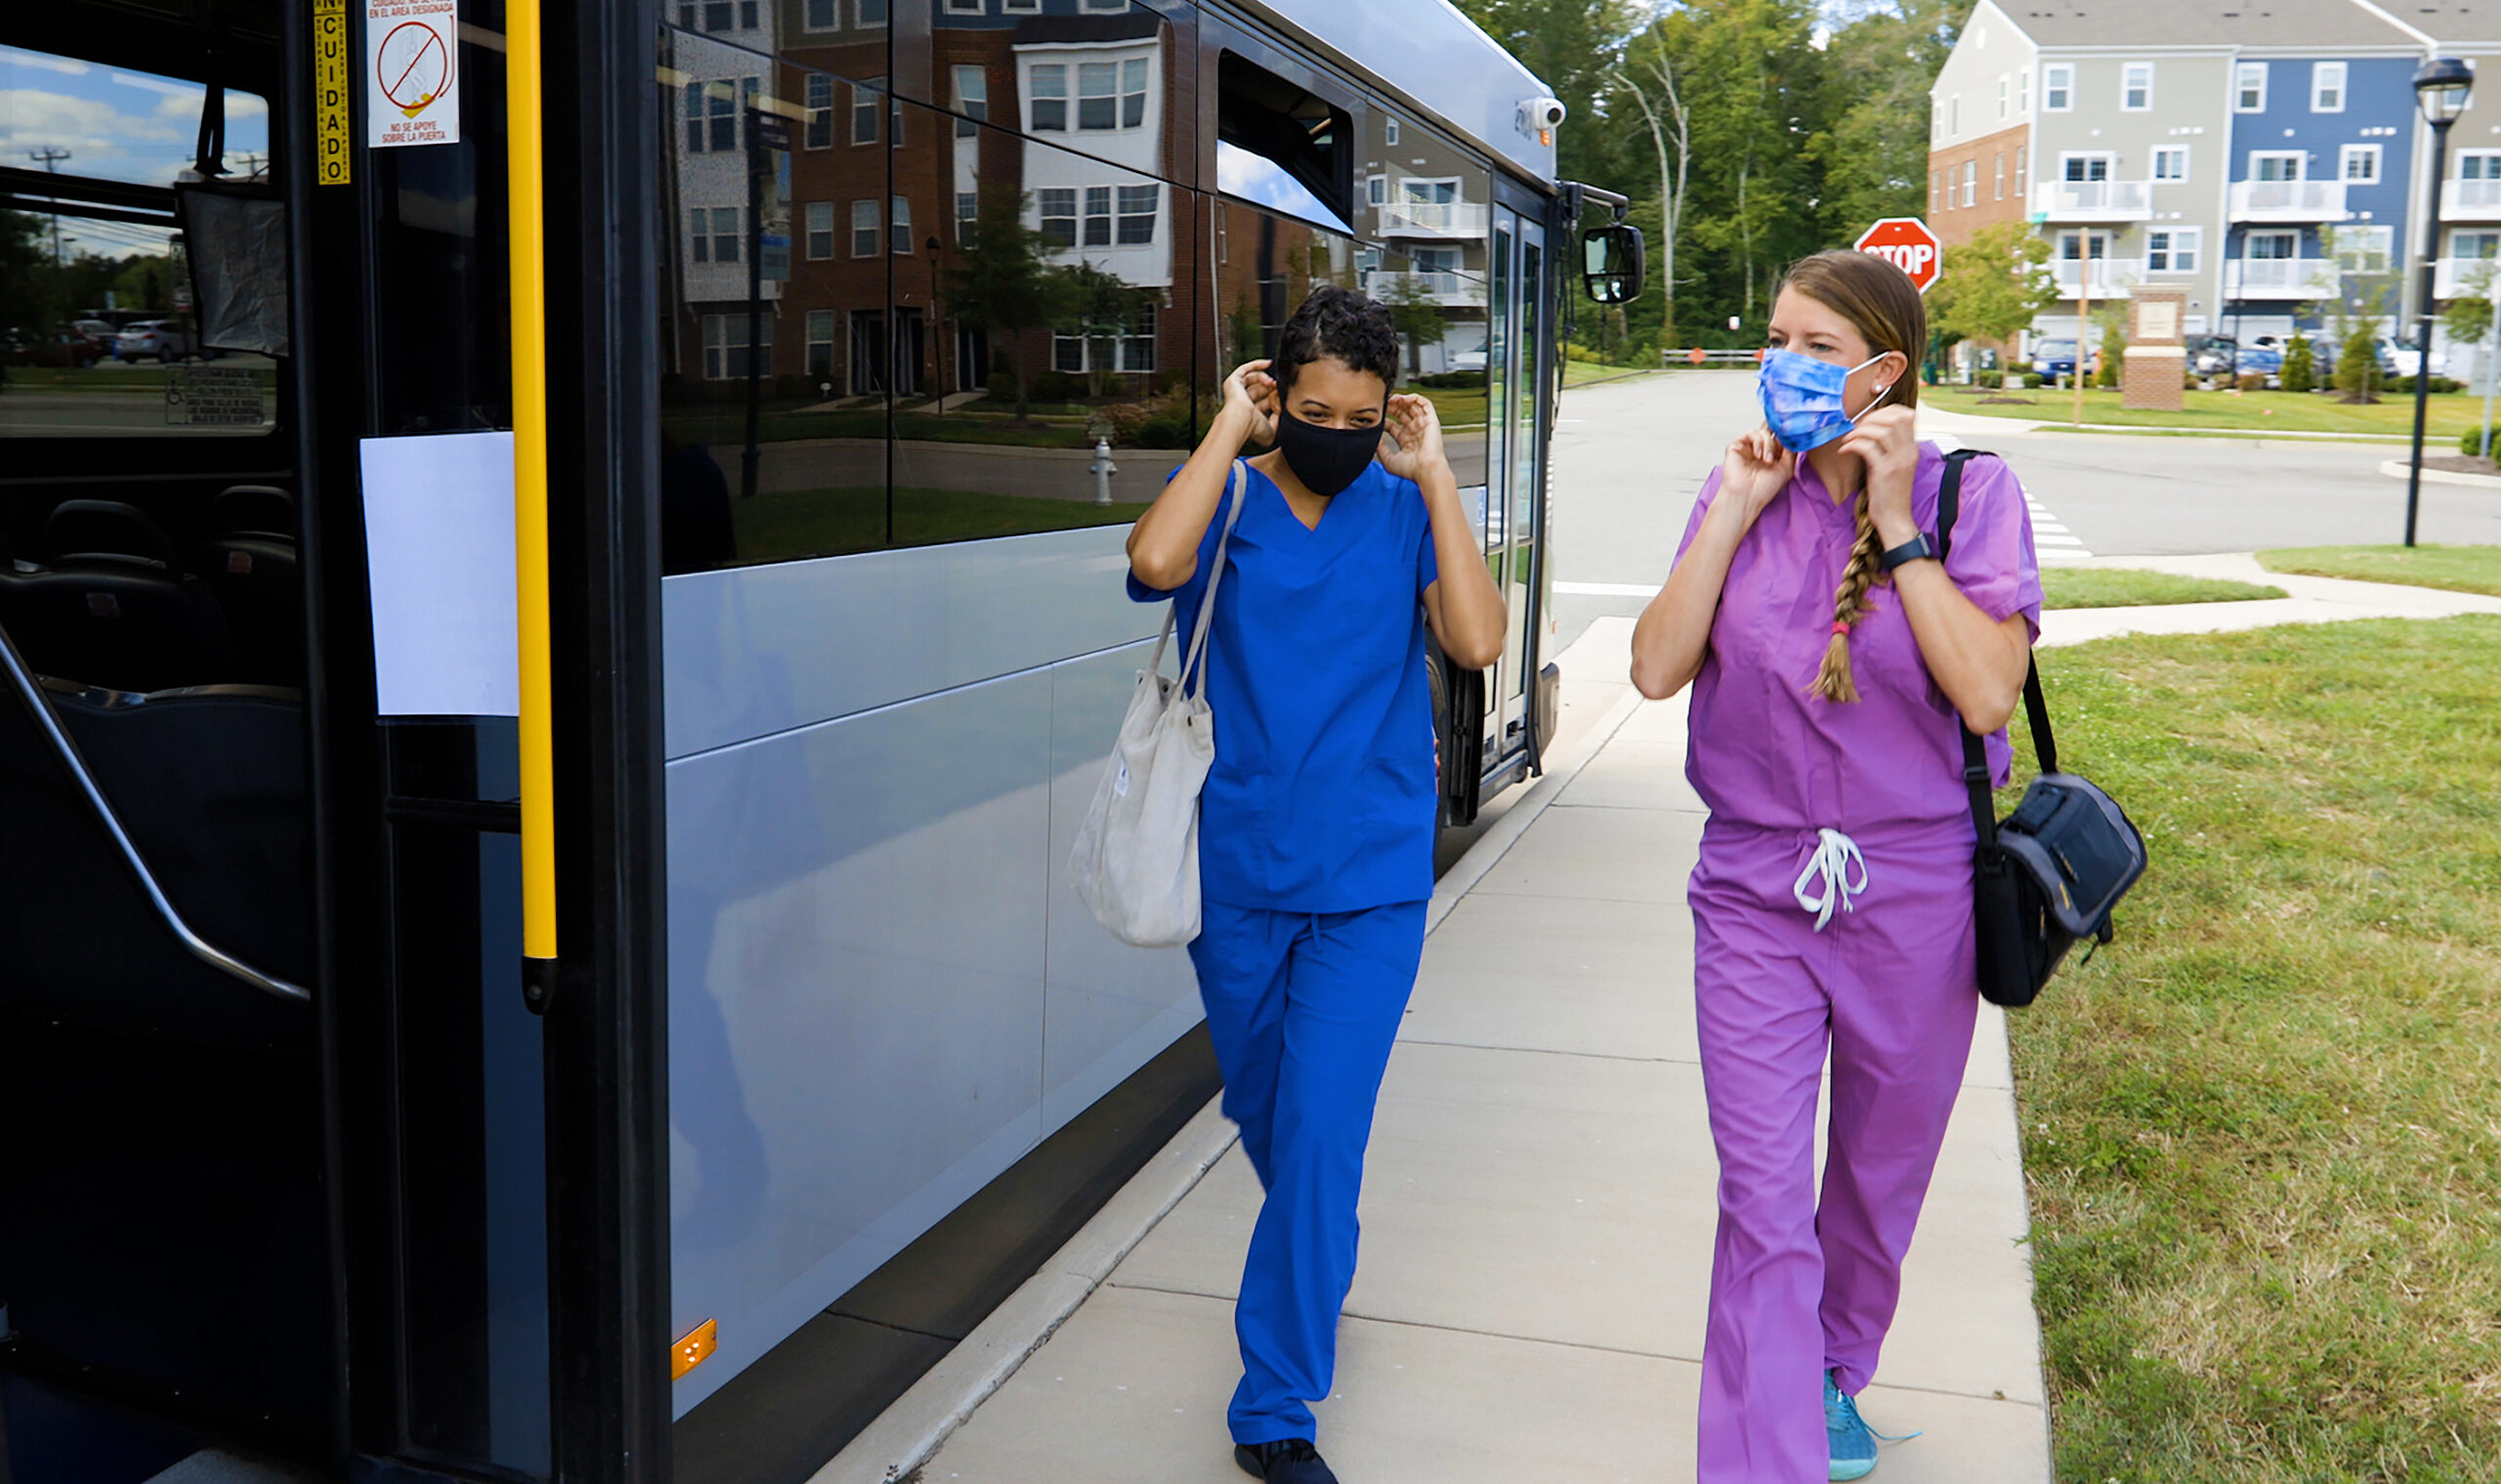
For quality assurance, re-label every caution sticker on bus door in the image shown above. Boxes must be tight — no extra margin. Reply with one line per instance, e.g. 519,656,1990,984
366,0,459,148
315,0,352,183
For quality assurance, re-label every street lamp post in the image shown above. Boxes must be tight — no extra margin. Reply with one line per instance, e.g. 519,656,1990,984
2406,56,2476,547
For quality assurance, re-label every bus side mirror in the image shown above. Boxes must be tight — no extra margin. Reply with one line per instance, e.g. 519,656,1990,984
1582,223,1645,305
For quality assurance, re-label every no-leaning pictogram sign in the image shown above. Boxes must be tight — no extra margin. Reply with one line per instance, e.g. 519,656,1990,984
1854,218,1942,294
367,0,459,148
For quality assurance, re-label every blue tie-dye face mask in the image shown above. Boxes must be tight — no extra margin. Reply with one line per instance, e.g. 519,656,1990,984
1756,348,1893,453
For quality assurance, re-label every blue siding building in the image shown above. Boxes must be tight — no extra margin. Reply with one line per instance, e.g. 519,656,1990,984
2220,51,2422,345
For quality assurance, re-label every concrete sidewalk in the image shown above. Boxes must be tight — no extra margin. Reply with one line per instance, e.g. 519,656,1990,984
823,570,2501,1484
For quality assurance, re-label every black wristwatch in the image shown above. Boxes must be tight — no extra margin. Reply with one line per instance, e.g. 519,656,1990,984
1878,532,1939,573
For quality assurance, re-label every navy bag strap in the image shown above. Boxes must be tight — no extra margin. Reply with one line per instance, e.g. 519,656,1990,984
1934,447,2056,848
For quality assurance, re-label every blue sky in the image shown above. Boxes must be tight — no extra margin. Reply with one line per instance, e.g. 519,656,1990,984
2,43,271,258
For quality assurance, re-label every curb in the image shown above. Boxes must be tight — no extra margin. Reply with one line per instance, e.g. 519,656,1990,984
812,682,1655,1484
2376,457,2501,488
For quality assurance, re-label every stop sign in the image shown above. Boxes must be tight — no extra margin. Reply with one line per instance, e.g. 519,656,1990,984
1855,218,1942,294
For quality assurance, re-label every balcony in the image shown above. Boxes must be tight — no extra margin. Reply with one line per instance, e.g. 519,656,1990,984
2227,179,2350,223
1375,199,1491,239
2030,180,2152,222
1362,269,1489,308
2440,177,2501,222
2435,256,2501,297
2225,256,2335,300
2048,257,2144,298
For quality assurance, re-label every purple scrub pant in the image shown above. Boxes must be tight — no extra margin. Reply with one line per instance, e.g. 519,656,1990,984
1688,820,1980,1484
1190,899,1427,1445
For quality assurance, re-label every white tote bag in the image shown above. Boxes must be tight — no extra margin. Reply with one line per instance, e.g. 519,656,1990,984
1065,461,1250,948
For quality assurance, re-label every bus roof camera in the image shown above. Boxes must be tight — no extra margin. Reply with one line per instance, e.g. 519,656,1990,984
1518,96,1566,144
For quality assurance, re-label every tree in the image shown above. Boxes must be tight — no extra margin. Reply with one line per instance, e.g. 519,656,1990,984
1927,222,2056,348
945,189,1078,422
1805,0,1964,239
2281,335,2315,393
1613,31,1691,345
1378,269,1448,377
1062,261,1153,399
1447,0,1644,185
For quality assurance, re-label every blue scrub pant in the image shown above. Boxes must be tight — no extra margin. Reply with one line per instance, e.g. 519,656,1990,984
1189,898,1427,1445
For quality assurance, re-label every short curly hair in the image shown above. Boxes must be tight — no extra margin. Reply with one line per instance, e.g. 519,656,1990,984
1274,284,1400,397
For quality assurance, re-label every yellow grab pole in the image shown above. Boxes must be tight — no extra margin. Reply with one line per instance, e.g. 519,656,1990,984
508,0,558,975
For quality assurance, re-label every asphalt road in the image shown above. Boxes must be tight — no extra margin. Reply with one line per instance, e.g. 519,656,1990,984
1547,369,2501,656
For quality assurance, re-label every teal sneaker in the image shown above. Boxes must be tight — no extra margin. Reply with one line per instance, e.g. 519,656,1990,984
1825,1370,1879,1481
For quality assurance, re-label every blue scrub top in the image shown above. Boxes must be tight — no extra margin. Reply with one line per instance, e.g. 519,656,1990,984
1128,459,1443,913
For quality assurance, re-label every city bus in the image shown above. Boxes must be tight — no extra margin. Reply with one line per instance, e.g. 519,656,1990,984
0,1,1642,1480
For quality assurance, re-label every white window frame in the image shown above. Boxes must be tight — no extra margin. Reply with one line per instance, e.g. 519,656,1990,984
1994,150,2006,200
2122,62,2153,112
2311,61,2347,112
1998,75,2009,120
891,194,913,254
1367,174,1386,206
954,64,988,140
1962,159,1977,207
955,190,978,244
2335,224,2394,273
2016,145,2028,193
856,0,889,27
850,198,880,258
2458,148,2501,180
1028,63,1067,132
700,314,770,380
1384,116,1401,146
2059,149,2115,184
801,0,836,32
2342,144,2382,184
1001,0,1039,12
1950,94,1960,134
2146,226,2201,273
2236,62,2268,112
1116,183,1159,245
2249,149,2306,183
804,72,834,149
2043,64,2073,112
2152,146,2189,183
852,77,881,146
946,0,985,13
805,309,836,379
2018,67,2031,115
1081,185,1113,247
805,200,834,260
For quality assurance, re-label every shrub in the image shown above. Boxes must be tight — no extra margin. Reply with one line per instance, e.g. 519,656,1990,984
2334,323,2381,401
2096,323,2125,388
1565,343,1601,363
1028,369,1089,402
1416,369,1486,388
2388,374,2465,394
2459,423,2496,457
1975,369,2004,389
2281,336,2316,394
2236,372,2268,392
2022,371,2044,389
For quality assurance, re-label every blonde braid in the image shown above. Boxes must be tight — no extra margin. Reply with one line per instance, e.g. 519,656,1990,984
1811,491,1886,703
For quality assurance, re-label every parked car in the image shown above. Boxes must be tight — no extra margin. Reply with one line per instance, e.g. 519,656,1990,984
2234,344,2285,386
115,319,193,361
2029,338,2079,382
2375,336,2447,380
1447,345,1487,373
69,318,118,355
2189,335,2239,379
4,327,104,369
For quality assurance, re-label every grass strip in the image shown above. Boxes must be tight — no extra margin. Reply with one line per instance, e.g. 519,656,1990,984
2007,615,2501,1484
729,485,1147,564
1932,386,2495,439
2257,543,2501,599
2041,569,2287,610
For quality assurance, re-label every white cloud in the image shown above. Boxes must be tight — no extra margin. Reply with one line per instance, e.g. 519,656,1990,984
1,88,186,152
155,90,270,121
113,71,202,98
0,48,92,78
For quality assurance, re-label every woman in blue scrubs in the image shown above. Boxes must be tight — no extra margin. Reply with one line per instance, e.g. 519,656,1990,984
1126,286,1507,1484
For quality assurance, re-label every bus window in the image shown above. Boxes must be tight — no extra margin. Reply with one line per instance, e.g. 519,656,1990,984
0,49,276,438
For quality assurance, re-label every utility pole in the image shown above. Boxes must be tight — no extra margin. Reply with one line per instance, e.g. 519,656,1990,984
27,147,72,267
233,150,269,180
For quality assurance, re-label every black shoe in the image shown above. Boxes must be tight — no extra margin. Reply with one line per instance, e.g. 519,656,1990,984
1233,1437,1339,1484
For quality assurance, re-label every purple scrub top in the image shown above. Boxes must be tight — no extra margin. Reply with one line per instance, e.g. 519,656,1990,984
1673,443,2044,838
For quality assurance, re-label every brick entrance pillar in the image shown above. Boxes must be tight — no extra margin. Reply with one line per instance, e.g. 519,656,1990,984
2123,289,2187,411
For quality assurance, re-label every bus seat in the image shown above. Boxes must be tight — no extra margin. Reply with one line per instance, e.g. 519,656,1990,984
198,486,302,685
0,679,311,1049
0,501,234,693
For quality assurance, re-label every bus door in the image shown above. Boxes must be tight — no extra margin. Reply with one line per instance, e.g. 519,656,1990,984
1480,198,1548,775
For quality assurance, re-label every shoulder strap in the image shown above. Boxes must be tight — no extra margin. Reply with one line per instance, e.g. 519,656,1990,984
1935,447,2056,843
1178,460,1250,699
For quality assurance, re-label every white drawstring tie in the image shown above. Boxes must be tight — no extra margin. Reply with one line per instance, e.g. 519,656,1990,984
1793,827,1869,932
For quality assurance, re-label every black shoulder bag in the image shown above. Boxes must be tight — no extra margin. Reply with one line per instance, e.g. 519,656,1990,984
1936,448,2148,1008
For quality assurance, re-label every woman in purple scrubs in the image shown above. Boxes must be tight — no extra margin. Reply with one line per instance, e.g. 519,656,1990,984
1125,286,1507,1484
1630,250,2043,1482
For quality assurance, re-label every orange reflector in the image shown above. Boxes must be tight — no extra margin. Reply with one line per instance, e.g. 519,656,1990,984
671,1319,719,1380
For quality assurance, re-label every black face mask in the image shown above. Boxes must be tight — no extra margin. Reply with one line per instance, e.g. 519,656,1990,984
1273,404,1385,497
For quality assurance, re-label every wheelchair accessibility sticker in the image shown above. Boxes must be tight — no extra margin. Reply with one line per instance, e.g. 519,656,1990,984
367,0,459,148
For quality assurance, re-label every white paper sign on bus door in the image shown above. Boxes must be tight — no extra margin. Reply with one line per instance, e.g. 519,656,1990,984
366,0,459,148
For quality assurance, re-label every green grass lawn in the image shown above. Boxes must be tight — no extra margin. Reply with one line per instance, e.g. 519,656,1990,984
2007,615,2501,1483
2041,569,2287,610
730,485,1146,564
2257,544,2501,599
1931,385,2492,440
1561,360,1658,387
